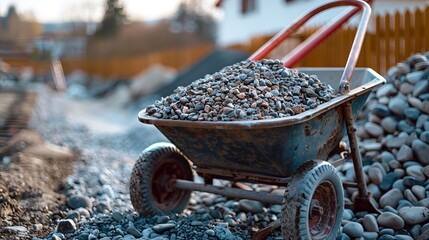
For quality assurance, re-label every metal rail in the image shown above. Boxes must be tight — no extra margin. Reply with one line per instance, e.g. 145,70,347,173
174,179,284,205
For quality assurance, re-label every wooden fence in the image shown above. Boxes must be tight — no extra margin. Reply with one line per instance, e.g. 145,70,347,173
2,43,214,78
238,5,429,75
61,43,214,78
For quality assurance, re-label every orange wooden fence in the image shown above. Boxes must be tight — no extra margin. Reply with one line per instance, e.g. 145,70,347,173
2,43,214,78
61,43,214,78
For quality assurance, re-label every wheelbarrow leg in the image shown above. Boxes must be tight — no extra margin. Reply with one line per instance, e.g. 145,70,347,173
342,102,379,213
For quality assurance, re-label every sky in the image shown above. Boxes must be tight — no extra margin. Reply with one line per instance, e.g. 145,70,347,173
0,0,185,23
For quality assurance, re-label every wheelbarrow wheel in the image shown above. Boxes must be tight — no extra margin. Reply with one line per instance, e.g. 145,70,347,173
282,160,343,240
129,142,193,216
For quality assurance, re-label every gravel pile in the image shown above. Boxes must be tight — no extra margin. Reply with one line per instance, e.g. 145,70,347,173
146,59,337,121
335,52,429,240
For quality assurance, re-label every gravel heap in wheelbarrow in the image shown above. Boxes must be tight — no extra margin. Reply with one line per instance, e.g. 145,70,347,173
335,52,429,240
146,59,337,121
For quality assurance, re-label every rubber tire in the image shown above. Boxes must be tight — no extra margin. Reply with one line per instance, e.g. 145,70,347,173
129,142,193,216
281,160,344,240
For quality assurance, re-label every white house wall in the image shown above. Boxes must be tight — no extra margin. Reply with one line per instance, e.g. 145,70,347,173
217,0,346,46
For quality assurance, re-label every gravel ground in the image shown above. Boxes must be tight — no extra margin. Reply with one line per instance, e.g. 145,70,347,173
21,52,429,240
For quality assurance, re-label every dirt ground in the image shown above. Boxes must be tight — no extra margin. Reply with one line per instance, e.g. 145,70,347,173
0,130,79,239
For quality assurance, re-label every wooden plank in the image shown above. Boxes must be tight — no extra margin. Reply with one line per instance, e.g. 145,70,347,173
375,15,381,74
404,10,411,57
415,9,422,53
394,12,401,63
385,13,391,72
426,6,429,52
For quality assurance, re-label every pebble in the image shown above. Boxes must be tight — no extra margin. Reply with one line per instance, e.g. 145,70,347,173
379,188,404,208
380,117,397,133
112,211,124,222
2,226,28,233
343,222,364,238
406,165,426,181
67,195,93,209
364,122,384,137
368,167,383,185
126,226,143,238
398,206,429,225
412,139,429,165
238,199,264,213
388,97,409,116
152,223,175,233
377,212,405,230
362,214,379,232
396,145,413,162
56,219,77,234
420,131,429,143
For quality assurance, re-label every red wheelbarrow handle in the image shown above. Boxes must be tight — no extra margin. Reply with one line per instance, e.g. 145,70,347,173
249,0,372,95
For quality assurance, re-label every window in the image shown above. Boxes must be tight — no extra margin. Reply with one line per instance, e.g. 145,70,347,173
242,0,256,14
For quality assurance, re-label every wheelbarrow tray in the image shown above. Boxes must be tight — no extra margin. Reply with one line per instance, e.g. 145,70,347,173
139,68,384,177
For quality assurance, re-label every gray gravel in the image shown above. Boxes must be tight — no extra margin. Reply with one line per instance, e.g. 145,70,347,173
29,52,429,240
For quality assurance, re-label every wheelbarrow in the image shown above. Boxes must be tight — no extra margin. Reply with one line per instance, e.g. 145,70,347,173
130,0,385,239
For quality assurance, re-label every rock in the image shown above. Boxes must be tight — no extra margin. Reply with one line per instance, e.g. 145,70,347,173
400,82,414,95
396,235,414,240
127,226,143,238
405,107,421,121
364,122,384,137
381,117,397,133
76,207,91,219
398,120,415,133
2,226,28,233
112,211,124,222
403,176,426,187
65,210,80,222
408,96,424,110
389,97,409,116
423,101,429,114
420,131,429,143
412,185,426,200
413,79,429,97
32,224,43,232
422,165,429,178
367,183,382,200
396,145,413,162
152,223,175,233
377,212,405,230
377,84,398,98
269,205,282,214
156,215,170,224
406,165,426,181
419,229,429,240
238,199,264,213
363,214,379,232
380,188,404,208
404,189,419,205
363,141,382,152
406,71,424,84
380,172,401,192
392,179,406,192
372,104,391,117
56,219,76,234
410,224,422,239
343,222,364,238
398,206,429,225
343,209,354,221
380,151,396,162
368,167,384,185
412,139,429,165
67,195,93,209
386,136,408,149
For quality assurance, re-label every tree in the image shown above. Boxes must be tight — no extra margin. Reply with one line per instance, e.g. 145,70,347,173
171,0,217,41
94,0,126,37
